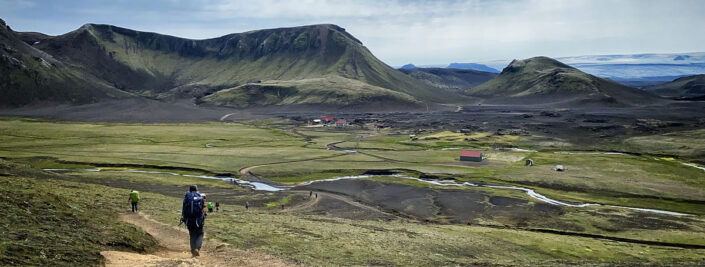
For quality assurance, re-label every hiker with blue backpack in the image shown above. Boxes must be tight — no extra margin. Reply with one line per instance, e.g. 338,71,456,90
181,185,206,257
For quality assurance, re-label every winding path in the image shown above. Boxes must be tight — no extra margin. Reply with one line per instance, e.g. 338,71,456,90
282,190,398,218
101,213,292,267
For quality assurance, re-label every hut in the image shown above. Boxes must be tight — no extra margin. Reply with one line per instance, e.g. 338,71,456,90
335,119,347,127
321,116,335,125
459,150,483,162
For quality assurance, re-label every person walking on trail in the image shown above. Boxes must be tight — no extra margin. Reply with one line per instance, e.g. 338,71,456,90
129,189,140,212
215,202,220,212
182,185,206,257
245,201,249,210
202,194,208,213
207,201,214,213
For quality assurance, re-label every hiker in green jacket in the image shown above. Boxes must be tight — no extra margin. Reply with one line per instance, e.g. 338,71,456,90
129,189,140,212
207,201,214,213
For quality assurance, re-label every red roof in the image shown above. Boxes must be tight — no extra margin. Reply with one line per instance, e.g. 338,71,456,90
335,119,346,124
460,150,482,157
322,116,334,122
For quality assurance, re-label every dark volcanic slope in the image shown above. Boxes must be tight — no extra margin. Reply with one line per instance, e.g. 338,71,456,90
466,57,663,106
399,68,497,92
27,23,458,108
644,74,705,99
0,19,129,107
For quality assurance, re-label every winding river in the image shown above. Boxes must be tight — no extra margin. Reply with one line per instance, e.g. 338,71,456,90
44,167,693,216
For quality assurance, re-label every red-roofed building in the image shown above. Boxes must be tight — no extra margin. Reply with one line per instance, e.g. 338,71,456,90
335,119,347,127
460,150,483,162
321,116,335,124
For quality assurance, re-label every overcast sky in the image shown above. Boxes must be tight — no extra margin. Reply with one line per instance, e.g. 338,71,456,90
2,0,704,66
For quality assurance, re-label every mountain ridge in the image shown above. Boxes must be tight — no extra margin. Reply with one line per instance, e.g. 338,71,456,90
644,74,705,99
0,18,131,106
465,56,662,106
3,20,462,108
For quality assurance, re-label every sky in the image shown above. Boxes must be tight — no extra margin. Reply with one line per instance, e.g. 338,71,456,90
1,0,704,66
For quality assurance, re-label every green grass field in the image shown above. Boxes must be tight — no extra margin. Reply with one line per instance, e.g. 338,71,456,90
2,117,705,265
0,118,341,173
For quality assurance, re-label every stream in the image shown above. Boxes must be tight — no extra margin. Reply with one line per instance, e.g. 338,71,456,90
44,167,693,216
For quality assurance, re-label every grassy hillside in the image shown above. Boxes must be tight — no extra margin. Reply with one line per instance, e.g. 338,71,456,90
0,19,130,107
29,23,460,107
0,159,158,266
645,74,705,99
466,57,662,106
202,75,420,108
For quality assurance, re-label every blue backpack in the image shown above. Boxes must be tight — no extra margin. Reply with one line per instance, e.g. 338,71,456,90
182,192,204,227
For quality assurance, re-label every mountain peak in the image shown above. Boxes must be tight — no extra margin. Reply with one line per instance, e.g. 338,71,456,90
10,20,456,108
467,56,660,106
502,56,572,74
400,64,416,69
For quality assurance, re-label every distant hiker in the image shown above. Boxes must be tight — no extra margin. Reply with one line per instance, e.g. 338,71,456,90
215,202,220,212
309,191,312,198
202,194,208,212
182,185,206,257
245,201,249,210
207,201,214,213
129,189,140,212
281,204,284,210
315,193,318,199
525,159,534,166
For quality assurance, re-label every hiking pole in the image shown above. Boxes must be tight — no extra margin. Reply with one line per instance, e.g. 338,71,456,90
178,217,184,227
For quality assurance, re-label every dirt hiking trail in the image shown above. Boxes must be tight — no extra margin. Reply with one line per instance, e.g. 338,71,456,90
283,190,398,218
101,213,293,267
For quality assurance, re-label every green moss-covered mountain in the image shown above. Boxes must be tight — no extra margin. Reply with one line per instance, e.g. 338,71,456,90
644,74,705,100
0,19,130,106
3,21,459,108
465,56,662,106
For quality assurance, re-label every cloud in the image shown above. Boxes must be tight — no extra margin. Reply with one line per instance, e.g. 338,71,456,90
1,0,703,65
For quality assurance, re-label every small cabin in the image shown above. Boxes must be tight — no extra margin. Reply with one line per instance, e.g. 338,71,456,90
335,119,347,127
459,150,483,162
321,116,335,124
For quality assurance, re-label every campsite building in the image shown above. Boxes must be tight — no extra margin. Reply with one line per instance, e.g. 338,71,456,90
321,116,335,124
335,119,347,127
459,150,483,162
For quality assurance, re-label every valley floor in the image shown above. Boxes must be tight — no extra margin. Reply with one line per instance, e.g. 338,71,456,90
1,111,704,266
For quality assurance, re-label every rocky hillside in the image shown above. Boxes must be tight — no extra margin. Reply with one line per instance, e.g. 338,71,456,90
644,74,705,100
14,22,459,108
465,57,662,106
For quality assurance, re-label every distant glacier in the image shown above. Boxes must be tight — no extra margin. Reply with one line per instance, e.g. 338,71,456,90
476,52,705,86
